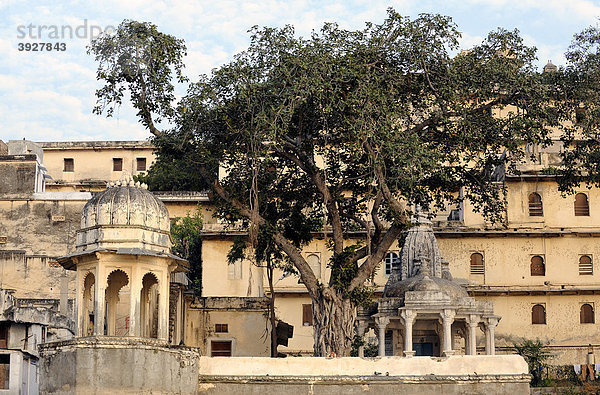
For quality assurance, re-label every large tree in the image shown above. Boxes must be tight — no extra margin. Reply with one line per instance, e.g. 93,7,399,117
89,11,596,356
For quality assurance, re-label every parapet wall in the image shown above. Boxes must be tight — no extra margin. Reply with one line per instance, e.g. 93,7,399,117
39,337,199,394
197,355,530,395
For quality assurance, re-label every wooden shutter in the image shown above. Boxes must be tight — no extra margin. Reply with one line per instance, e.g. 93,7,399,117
532,305,546,324
575,193,590,216
470,253,485,274
63,158,74,172
113,158,123,171
211,341,232,357
302,304,313,326
530,256,545,276
137,158,147,171
0,354,9,389
528,193,543,216
0,324,7,349
581,304,595,324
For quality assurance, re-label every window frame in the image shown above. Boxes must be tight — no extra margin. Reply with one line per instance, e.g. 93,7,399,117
63,158,74,172
531,304,546,325
136,157,147,172
210,340,232,357
580,303,595,324
574,193,590,217
528,192,543,217
215,323,229,333
530,255,546,276
302,304,313,326
384,251,399,276
579,255,593,276
112,158,123,172
470,252,485,275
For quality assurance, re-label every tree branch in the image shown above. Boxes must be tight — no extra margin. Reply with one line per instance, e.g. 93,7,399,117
196,165,320,298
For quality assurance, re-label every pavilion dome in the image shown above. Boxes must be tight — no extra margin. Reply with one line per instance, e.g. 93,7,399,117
76,174,171,253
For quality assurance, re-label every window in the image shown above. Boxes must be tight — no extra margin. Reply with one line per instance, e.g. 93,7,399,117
302,304,313,326
579,255,593,275
136,157,147,172
211,340,232,357
581,304,595,324
228,260,242,280
470,253,485,275
0,354,8,389
384,252,399,276
113,158,123,171
307,254,321,279
0,324,7,349
531,256,545,276
528,193,543,216
63,158,74,172
215,324,228,333
532,304,546,324
576,107,587,124
575,193,590,216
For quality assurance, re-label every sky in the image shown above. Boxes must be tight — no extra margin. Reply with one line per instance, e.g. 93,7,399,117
1,0,600,143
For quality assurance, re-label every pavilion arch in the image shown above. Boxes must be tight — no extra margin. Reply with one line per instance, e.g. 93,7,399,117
82,272,95,336
105,269,129,336
140,272,160,338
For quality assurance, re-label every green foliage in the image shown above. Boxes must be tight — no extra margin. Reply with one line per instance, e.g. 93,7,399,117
514,339,553,387
170,208,203,295
89,11,600,354
350,334,378,357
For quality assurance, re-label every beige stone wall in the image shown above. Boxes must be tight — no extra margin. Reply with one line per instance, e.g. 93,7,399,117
184,298,271,356
40,141,155,191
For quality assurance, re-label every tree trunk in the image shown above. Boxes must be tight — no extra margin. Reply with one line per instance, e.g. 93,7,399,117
267,257,278,357
312,287,356,357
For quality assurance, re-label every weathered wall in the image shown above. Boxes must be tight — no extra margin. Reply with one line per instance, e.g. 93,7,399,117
185,297,271,356
39,337,199,394
0,156,38,195
196,355,530,395
41,141,155,192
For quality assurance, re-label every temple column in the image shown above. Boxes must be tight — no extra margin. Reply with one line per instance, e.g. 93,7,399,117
466,315,479,356
441,309,456,357
401,310,416,357
357,321,369,358
485,317,498,355
376,317,390,357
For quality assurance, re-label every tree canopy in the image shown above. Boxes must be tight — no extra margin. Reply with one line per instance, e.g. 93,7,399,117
89,10,600,356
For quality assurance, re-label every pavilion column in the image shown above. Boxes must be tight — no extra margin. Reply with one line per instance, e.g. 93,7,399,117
485,317,499,355
129,264,141,337
401,310,416,357
376,317,390,357
357,321,369,358
94,264,106,336
157,269,170,340
441,309,456,357
466,315,479,356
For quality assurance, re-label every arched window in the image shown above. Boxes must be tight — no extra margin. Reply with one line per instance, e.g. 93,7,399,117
307,254,321,279
581,304,595,324
470,253,485,274
579,255,593,275
530,256,545,276
574,193,590,216
385,252,399,276
528,193,543,216
532,304,546,324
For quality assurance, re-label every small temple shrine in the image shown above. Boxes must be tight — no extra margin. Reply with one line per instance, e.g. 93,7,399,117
358,211,500,357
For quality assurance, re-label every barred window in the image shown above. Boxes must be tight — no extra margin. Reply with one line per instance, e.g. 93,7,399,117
574,193,590,216
579,255,593,275
531,256,545,276
532,304,546,324
215,324,228,333
63,158,74,172
528,193,543,216
470,253,485,274
385,252,399,276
